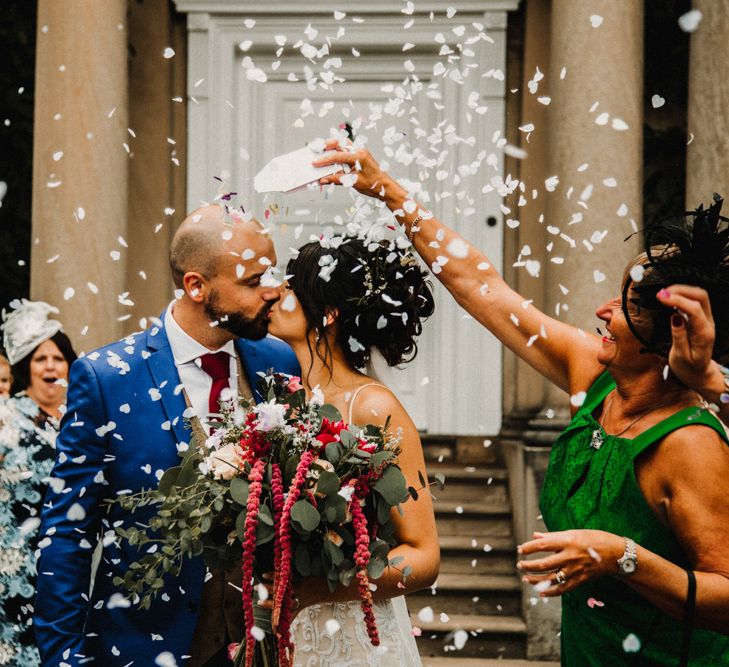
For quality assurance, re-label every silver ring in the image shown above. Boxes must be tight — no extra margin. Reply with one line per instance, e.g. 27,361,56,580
555,569,568,585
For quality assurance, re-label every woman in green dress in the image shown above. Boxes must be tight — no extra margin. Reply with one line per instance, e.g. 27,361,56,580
314,141,729,665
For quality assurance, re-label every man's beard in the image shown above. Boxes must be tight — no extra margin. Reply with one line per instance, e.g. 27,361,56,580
204,289,271,340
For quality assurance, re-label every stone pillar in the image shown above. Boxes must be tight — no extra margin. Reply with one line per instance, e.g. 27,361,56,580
686,0,729,207
126,0,188,332
542,0,643,410
503,0,552,421
31,0,129,351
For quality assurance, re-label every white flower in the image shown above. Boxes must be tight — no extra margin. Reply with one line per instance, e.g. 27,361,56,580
205,444,242,481
338,485,355,502
310,386,324,406
204,429,224,450
253,400,287,432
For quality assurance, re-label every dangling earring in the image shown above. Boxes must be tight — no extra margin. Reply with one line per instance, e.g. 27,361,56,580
314,329,321,343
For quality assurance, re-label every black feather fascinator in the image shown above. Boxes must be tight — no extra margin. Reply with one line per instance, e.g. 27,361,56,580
621,192,729,360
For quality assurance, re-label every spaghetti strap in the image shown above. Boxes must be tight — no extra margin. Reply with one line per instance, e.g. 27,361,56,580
348,382,387,424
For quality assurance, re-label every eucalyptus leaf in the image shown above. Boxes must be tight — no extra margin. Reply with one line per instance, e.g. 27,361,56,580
158,466,181,496
258,503,274,526
229,477,250,506
374,465,409,505
324,442,341,466
290,499,320,533
315,471,340,496
367,557,386,579
255,520,275,546
319,403,342,422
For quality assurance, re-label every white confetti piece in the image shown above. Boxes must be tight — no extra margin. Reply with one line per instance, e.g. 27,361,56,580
678,9,702,32
570,392,586,407
53,151,64,161
453,629,469,650
623,633,641,653
417,606,434,623
612,118,629,131
446,238,469,259
63,287,75,300
651,94,665,109
108,593,132,610
595,112,609,126
251,626,265,641
155,652,178,667
324,619,341,635
590,14,604,28
629,264,645,282
163,47,175,59
593,270,606,283
66,503,86,521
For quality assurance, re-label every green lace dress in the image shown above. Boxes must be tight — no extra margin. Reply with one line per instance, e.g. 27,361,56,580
540,372,729,666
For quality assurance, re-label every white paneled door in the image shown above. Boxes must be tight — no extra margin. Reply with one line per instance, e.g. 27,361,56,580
175,1,519,435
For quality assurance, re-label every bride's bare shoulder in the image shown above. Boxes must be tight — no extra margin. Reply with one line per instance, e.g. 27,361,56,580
349,382,409,427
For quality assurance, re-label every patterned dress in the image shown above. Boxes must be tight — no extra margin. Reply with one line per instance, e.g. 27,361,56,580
0,395,59,666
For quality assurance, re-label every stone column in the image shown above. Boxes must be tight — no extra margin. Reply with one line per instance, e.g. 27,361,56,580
31,0,128,351
126,0,188,332
503,0,552,422
542,0,643,411
686,0,729,207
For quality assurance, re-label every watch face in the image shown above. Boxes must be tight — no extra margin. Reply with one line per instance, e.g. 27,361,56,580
621,558,637,574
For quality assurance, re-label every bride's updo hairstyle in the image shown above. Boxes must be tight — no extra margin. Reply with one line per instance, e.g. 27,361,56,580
287,237,435,372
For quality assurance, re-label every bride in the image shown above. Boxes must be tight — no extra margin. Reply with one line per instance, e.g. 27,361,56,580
266,234,440,666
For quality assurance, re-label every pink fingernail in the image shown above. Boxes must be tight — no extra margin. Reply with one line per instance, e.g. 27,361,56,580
658,289,670,299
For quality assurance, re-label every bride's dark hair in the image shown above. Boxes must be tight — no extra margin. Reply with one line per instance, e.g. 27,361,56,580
286,237,435,372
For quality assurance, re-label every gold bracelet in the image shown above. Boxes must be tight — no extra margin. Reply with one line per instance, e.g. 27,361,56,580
406,214,424,244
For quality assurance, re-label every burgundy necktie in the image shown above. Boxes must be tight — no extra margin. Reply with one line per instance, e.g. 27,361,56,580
198,351,231,415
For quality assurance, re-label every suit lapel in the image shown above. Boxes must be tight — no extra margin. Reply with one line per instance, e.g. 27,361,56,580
145,324,191,446
236,339,263,403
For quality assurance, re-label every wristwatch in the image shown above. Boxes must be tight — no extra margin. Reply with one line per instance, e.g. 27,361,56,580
617,537,638,575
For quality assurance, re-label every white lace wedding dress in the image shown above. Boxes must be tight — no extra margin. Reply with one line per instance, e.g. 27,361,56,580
291,596,422,666
291,383,423,667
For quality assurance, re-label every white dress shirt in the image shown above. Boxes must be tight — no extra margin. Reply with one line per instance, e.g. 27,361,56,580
164,304,238,432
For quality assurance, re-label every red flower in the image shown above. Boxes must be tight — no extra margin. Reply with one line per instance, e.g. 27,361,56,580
358,439,377,455
316,418,347,446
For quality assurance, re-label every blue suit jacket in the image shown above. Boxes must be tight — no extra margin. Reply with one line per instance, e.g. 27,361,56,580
34,319,298,666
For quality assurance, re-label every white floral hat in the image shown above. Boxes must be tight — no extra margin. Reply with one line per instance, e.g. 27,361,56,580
1,299,63,365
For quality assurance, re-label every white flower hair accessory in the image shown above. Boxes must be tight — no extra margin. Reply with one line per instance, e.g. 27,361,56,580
1,299,64,365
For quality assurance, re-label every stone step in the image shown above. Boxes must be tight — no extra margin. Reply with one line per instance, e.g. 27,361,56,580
409,574,522,616
417,613,526,633
426,463,509,481
438,536,517,575
415,613,527,659
421,436,502,466
422,658,560,667
434,500,511,516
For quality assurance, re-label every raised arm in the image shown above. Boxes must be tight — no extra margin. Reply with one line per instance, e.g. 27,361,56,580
657,284,729,424
315,143,603,394
34,358,110,665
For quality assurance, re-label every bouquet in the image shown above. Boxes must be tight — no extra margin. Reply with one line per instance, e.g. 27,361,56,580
111,373,431,666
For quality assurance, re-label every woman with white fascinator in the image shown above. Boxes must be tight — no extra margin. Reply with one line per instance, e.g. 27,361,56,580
0,299,76,666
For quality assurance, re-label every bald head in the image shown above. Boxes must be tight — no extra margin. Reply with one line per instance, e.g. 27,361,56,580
169,205,270,288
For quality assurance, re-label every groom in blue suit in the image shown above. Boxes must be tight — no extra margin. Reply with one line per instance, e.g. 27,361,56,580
34,206,299,666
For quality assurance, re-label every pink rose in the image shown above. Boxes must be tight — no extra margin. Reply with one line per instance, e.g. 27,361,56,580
287,375,303,392
227,642,241,661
